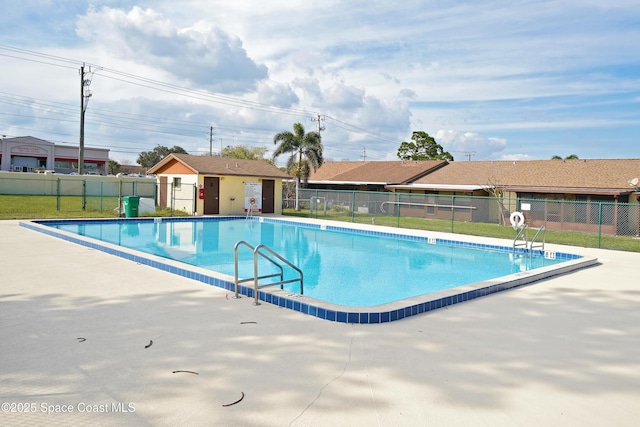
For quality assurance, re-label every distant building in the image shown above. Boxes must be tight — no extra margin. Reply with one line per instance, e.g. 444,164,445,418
0,136,109,174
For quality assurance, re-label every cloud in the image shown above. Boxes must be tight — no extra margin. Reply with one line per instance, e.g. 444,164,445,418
2,1,638,163
498,154,533,161
292,77,323,104
435,130,507,160
398,88,417,99
323,83,365,109
380,72,400,84
256,81,299,108
76,6,267,94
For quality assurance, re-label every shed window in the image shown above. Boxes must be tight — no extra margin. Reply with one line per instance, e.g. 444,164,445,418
173,177,181,189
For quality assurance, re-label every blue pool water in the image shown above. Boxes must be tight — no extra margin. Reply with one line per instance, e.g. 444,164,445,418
44,217,567,307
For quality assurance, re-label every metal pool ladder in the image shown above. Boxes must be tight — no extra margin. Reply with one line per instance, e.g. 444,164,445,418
513,225,546,255
233,240,304,305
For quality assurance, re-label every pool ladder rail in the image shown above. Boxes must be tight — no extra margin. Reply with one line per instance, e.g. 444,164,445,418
245,200,258,220
513,225,545,255
233,240,304,305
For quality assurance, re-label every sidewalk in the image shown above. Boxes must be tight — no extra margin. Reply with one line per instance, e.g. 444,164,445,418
1,219,639,426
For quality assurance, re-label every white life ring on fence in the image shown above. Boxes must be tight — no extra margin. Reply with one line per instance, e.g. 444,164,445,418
509,211,525,229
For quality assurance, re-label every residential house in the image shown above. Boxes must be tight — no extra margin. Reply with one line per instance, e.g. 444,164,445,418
386,159,640,235
306,160,448,192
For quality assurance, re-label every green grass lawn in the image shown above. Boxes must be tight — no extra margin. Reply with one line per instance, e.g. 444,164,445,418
0,195,188,219
283,208,640,252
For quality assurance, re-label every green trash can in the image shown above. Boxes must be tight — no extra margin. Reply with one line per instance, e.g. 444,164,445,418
123,196,140,218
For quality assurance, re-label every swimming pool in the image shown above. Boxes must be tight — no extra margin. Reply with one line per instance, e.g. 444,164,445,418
22,216,597,323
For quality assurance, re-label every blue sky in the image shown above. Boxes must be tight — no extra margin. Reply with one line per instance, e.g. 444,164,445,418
1,1,639,165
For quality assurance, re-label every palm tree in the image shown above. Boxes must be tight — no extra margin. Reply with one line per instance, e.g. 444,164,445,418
272,122,323,210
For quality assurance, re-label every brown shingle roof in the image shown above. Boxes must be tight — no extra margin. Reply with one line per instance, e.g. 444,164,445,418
309,160,448,184
408,159,640,194
148,154,290,179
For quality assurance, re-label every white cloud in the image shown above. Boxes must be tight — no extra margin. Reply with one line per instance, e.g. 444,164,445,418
1,1,638,163
76,6,267,94
435,130,507,160
256,81,299,108
498,154,533,161
291,77,323,105
323,83,365,110
398,89,417,99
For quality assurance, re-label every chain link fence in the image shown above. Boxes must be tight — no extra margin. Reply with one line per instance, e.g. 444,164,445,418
0,174,157,215
288,189,640,249
156,180,196,215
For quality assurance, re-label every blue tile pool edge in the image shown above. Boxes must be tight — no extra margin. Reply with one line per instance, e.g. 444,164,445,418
20,217,598,324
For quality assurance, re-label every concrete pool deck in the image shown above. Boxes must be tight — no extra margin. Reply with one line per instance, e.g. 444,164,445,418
1,219,639,426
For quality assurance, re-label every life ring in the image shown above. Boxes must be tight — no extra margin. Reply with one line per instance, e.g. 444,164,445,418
509,211,525,229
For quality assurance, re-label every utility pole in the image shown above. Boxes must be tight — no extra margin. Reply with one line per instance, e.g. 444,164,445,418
209,126,215,156
78,63,93,174
464,151,476,161
311,113,325,141
361,147,366,161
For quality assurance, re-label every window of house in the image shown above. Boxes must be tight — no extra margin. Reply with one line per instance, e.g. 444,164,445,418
173,177,181,189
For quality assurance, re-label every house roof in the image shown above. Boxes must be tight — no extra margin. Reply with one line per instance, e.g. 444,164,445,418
147,154,291,179
308,160,448,185
389,159,640,195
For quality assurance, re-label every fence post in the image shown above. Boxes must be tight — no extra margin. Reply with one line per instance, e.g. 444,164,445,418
56,178,60,211
396,193,400,227
171,182,175,217
118,179,123,217
315,189,319,218
597,202,602,248
451,195,455,233
351,191,355,222
82,179,86,211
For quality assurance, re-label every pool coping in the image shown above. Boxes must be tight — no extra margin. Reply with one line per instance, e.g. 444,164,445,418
20,216,598,324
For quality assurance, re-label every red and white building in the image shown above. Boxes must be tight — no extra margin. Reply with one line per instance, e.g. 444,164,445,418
0,136,109,174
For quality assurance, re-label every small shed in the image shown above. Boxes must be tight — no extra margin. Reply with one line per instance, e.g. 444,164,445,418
147,154,291,215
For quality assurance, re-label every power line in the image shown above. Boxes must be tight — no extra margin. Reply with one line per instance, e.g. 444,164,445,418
0,44,407,159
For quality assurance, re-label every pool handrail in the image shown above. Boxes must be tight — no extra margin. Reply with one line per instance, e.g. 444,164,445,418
513,224,529,253
234,241,282,298
530,225,545,252
513,225,546,255
233,240,304,305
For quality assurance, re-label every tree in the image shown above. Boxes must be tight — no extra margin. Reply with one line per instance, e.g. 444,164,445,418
272,122,323,210
108,159,120,175
220,145,274,165
482,177,509,226
397,131,454,161
137,145,188,168
551,154,579,160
